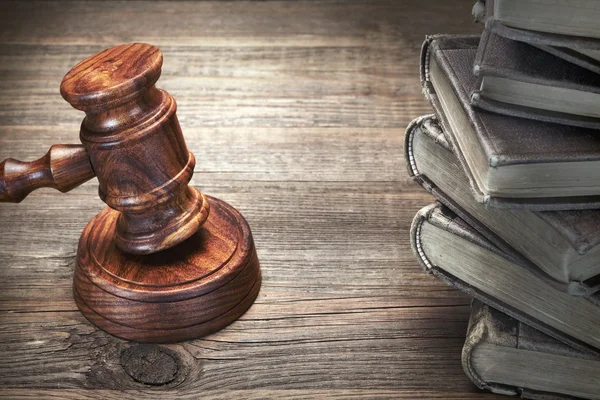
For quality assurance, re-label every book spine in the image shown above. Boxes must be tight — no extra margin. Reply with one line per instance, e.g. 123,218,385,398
463,300,520,396
463,301,592,399
409,203,439,274
405,116,528,265
404,114,438,180
404,114,449,181
411,204,600,356
406,116,600,300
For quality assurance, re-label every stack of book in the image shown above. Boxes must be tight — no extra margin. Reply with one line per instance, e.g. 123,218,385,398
406,1,600,398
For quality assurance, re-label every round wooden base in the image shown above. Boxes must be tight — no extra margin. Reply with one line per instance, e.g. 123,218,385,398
73,196,261,343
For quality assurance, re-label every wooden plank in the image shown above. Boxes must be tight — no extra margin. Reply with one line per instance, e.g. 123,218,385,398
0,0,498,398
0,305,474,390
0,0,481,128
0,126,414,182
0,1,480,47
0,45,429,128
1,389,501,400
0,181,440,298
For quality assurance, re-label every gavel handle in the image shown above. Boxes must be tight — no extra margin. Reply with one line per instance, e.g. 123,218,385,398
0,144,95,203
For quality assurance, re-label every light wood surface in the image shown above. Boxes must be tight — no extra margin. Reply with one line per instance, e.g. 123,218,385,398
0,1,496,398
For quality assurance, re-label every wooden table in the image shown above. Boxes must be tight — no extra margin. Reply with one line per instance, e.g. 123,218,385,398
0,1,500,398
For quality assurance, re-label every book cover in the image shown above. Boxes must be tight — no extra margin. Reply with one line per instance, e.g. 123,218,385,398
472,0,600,75
411,202,600,353
472,29,600,128
420,34,600,210
405,114,600,289
473,0,600,52
464,299,600,399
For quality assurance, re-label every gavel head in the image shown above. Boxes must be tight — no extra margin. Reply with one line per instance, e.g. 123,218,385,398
60,43,209,255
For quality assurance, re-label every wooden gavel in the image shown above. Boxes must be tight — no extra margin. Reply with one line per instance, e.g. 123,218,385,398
1,43,207,255
0,43,261,342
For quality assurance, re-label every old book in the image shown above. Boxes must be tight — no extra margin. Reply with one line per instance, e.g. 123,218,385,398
421,34,600,209
410,202,600,353
472,29,600,128
464,299,600,399
472,0,600,74
405,114,600,288
490,0,600,40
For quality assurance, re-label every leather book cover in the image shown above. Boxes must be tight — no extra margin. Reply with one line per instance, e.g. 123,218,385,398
420,34,600,210
472,29,600,129
472,0,600,75
463,299,600,399
472,0,600,51
410,202,600,355
531,44,600,76
405,114,600,298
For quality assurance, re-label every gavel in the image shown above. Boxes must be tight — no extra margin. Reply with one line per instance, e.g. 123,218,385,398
0,43,261,342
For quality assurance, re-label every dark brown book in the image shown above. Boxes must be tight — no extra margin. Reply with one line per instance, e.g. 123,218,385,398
473,29,600,128
464,300,600,399
421,34,600,210
411,202,600,353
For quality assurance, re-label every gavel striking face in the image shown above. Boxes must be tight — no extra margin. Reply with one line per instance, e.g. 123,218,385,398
0,44,261,342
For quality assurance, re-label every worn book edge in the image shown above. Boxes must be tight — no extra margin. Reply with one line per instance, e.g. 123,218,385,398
474,29,600,94
473,0,600,50
410,203,600,356
463,300,598,399
462,299,519,396
471,29,600,129
420,34,600,211
472,0,600,78
405,116,600,298
405,115,600,297
470,94,600,130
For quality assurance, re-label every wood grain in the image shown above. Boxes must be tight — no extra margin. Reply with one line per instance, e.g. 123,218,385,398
60,43,163,111
6,42,265,341
74,196,261,342
0,0,494,398
0,144,94,202
60,42,211,255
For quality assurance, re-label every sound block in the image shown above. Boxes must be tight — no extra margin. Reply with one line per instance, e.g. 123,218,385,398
73,195,261,343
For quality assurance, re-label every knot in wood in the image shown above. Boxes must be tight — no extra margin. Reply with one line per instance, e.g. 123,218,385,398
120,344,179,386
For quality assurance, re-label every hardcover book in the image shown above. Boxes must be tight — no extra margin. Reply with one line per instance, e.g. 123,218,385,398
472,0,600,74
405,114,600,289
410,202,600,353
464,299,600,399
473,29,600,128
421,34,600,209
